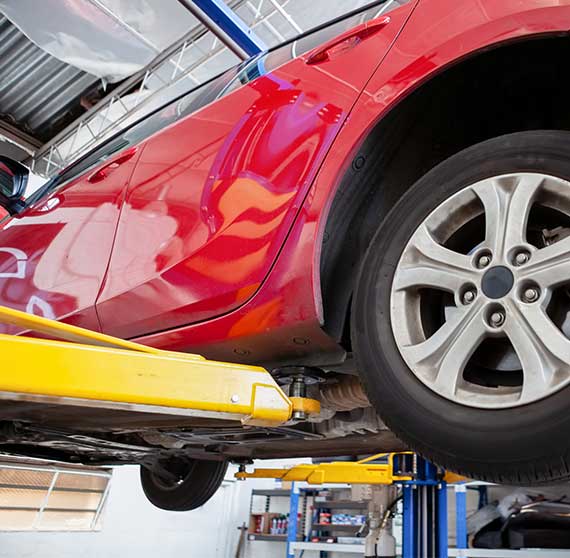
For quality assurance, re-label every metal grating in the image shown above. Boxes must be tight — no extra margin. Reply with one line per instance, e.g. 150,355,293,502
0,15,98,144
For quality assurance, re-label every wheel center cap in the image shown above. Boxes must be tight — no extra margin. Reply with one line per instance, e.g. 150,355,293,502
481,266,514,299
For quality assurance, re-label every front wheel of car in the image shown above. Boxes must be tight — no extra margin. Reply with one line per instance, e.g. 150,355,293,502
140,457,227,511
353,131,570,484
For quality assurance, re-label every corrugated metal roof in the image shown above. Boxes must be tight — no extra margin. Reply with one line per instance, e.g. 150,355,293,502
0,14,98,142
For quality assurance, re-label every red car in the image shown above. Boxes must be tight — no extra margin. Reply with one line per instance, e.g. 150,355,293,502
1,0,570,510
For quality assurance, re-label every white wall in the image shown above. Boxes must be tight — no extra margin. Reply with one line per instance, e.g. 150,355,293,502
0,460,306,558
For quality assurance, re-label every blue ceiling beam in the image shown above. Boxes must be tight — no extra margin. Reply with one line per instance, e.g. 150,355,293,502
185,0,267,58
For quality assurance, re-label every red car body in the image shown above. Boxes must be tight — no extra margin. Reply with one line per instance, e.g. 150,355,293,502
1,0,570,369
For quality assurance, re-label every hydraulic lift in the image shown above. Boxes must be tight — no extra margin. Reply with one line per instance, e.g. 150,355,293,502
0,304,320,428
238,452,456,558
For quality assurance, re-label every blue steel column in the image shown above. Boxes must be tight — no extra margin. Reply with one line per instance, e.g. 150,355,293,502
402,484,416,558
455,484,468,550
286,482,299,558
402,458,448,558
191,0,267,56
437,482,448,558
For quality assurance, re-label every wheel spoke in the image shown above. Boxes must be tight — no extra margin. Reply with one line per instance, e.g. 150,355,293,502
394,224,476,293
519,236,570,288
399,302,486,398
472,174,543,259
503,300,569,401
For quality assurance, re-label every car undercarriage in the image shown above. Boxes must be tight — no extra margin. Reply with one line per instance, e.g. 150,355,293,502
0,371,405,466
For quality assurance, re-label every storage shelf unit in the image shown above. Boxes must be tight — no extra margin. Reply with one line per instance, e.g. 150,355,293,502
247,487,299,544
310,490,367,542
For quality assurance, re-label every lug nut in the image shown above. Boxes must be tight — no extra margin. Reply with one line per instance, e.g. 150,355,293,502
462,289,476,304
477,255,491,268
514,251,530,266
523,287,540,303
489,311,505,327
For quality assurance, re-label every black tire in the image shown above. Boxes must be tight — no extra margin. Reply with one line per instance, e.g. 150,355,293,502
140,457,227,511
352,131,570,484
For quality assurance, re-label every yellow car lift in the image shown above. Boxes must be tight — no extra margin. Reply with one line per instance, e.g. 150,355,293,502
0,304,320,427
237,452,467,558
235,450,467,485
236,452,415,484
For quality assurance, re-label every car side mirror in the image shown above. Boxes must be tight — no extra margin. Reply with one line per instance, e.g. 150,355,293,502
0,156,29,215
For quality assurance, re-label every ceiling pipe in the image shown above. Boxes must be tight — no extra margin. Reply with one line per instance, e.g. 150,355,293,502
178,0,267,60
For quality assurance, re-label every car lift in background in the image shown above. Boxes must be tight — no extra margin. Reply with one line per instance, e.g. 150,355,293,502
238,452,460,558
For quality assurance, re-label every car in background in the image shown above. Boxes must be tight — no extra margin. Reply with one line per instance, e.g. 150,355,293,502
2,0,570,509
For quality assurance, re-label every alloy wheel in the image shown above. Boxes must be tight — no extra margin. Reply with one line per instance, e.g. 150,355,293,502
391,172,570,408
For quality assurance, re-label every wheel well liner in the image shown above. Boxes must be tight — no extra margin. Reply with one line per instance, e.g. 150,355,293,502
320,33,570,345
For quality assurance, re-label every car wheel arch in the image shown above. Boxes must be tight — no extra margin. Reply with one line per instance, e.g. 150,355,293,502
318,32,570,345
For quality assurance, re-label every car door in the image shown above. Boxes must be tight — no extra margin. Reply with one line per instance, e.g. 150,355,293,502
96,0,415,339
0,137,140,334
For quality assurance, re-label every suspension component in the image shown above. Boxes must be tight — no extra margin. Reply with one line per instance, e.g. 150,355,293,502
273,366,323,420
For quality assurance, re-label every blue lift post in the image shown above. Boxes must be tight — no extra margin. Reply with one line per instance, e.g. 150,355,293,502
402,484,418,557
190,0,267,57
280,454,450,558
286,482,300,558
437,480,448,558
455,484,468,550
401,457,449,558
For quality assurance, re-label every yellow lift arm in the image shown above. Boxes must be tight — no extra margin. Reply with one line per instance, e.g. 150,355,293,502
0,305,318,427
236,452,415,484
236,451,470,484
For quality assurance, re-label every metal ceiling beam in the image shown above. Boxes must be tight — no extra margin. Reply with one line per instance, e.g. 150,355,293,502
0,120,42,157
178,0,267,59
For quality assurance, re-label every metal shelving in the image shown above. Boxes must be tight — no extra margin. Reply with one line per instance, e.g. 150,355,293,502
312,523,362,531
248,487,298,546
248,533,287,542
251,489,291,497
312,500,367,509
